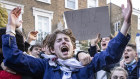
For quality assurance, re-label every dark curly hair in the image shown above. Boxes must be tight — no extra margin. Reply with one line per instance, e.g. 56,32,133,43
30,44,42,51
47,29,76,53
42,34,50,47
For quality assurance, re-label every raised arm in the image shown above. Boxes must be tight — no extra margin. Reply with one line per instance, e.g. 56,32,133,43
88,0,132,72
24,31,38,52
26,31,38,43
120,0,132,36
2,7,46,76
6,7,22,36
89,34,101,57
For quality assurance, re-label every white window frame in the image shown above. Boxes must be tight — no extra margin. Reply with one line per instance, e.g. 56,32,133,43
0,1,24,14
138,15,140,30
36,0,51,4
65,0,78,10
133,9,140,30
114,21,120,32
33,7,53,41
87,0,98,8
0,1,24,31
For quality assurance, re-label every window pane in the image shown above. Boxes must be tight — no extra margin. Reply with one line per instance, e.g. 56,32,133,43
138,16,140,30
37,16,49,42
44,0,48,2
88,0,96,8
114,21,120,32
67,0,75,9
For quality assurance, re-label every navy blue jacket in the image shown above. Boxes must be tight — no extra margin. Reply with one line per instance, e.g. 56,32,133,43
2,32,130,79
0,27,30,71
126,58,140,79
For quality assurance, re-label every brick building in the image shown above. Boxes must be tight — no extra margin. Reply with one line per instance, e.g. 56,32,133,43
109,4,140,44
100,0,140,44
1,0,140,45
1,0,97,42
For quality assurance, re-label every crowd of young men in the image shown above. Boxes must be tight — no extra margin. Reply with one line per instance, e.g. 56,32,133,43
0,0,139,79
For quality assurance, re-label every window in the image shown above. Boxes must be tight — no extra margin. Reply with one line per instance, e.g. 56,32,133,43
138,15,140,30
0,1,24,31
36,0,51,4
87,0,98,8
33,7,53,42
37,16,49,42
65,0,78,10
114,21,120,32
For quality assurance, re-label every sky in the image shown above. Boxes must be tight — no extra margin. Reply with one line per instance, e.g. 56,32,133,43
107,0,140,10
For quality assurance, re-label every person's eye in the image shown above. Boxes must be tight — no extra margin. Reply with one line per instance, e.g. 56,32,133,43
120,76,125,79
127,49,132,52
113,76,118,79
57,39,61,42
65,38,69,42
105,39,109,41
35,48,38,50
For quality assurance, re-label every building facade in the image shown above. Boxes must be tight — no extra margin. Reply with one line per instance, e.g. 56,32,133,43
1,0,140,46
1,0,96,42
100,0,140,44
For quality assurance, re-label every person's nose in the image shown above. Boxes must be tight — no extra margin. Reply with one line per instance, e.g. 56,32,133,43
101,39,105,42
62,39,66,45
37,49,41,52
124,50,128,54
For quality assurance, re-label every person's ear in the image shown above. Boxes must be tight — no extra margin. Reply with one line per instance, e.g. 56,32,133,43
134,52,138,61
135,51,138,57
50,48,55,54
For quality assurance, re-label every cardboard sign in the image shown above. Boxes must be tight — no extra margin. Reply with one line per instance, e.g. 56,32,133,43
64,6,111,40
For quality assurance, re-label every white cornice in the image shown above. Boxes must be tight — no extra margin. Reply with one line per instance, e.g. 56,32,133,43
0,0,24,13
36,0,51,4
32,7,53,19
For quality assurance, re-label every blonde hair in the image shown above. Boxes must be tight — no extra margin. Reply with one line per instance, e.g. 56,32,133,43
110,67,128,79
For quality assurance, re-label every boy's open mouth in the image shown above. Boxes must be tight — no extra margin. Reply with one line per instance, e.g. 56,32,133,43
102,43,106,47
61,46,69,55
125,56,129,60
